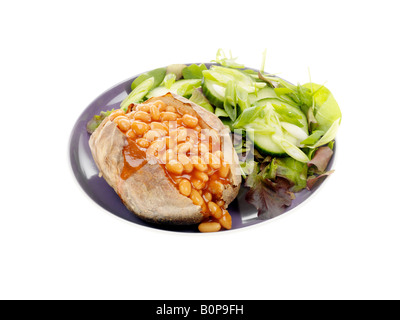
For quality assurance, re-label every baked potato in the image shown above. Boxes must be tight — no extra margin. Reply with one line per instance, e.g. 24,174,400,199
89,93,241,231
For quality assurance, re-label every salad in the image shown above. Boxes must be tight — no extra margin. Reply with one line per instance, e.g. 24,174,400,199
87,50,342,220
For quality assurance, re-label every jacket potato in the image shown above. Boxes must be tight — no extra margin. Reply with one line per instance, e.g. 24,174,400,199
89,93,241,231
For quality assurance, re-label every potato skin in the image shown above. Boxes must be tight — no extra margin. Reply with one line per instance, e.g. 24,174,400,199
89,93,241,225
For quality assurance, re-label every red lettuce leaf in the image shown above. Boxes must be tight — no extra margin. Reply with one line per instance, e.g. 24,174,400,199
307,170,335,190
245,165,293,220
308,146,333,172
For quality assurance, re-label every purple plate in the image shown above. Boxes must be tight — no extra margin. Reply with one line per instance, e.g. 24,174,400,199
69,63,335,233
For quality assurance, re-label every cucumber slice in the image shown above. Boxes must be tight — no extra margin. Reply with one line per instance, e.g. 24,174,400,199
255,98,308,132
202,78,226,109
243,100,309,159
253,133,286,156
249,126,303,157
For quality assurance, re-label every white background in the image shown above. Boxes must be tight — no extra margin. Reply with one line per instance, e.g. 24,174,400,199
1,0,399,300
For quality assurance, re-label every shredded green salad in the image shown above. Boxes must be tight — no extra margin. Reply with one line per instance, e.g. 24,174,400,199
87,50,342,220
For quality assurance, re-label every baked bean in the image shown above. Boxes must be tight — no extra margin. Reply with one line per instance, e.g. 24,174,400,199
134,111,151,123
203,192,213,202
166,106,177,113
182,114,199,128
150,105,161,121
161,149,177,164
208,202,223,219
153,100,167,111
165,136,177,150
198,143,209,155
190,189,205,207
190,146,200,157
149,139,166,152
194,171,209,182
131,121,150,136
158,129,168,137
166,160,184,175
126,130,136,140
113,115,127,121
205,167,217,177
178,154,194,173
205,152,221,170
191,179,206,191
191,156,207,172
144,130,162,142
219,162,230,178
198,222,222,233
216,200,225,208
169,129,178,139
219,211,232,230
161,112,178,122
136,138,150,148
177,142,192,154
109,110,126,121
174,178,182,184
136,104,151,112
127,112,136,120
177,127,188,142
214,150,224,160
187,130,199,144
115,117,131,132
209,180,224,196
179,179,192,197
150,122,168,134
147,141,165,158
165,120,178,131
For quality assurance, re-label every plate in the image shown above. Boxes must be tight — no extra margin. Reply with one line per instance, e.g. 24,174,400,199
69,63,335,233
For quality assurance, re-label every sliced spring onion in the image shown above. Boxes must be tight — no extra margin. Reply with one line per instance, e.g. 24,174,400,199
273,135,310,163
309,118,341,149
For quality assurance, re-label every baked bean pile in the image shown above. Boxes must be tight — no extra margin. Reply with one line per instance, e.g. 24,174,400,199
109,100,233,232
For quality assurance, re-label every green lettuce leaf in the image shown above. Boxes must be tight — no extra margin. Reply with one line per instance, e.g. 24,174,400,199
215,108,229,118
86,109,114,134
303,83,342,134
264,158,308,192
272,102,305,128
182,64,208,79
233,104,266,129
301,130,325,145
